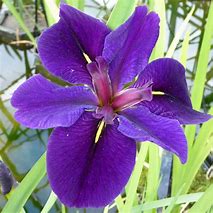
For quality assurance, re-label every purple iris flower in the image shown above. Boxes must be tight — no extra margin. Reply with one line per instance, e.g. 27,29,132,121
11,4,211,208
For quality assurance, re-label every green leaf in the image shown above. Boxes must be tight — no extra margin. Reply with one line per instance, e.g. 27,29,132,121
132,192,203,212
66,0,84,10
123,143,149,212
106,0,137,30
114,195,124,212
164,185,184,213
43,0,59,26
180,28,190,68
188,184,213,213
190,2,213,111
2,153,46,213
165,5,195,58
41,191,57,213
2,0,36,46
144,144,161,213
150,0,166,59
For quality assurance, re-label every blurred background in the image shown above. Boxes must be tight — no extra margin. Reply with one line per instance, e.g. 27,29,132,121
0,0,213,212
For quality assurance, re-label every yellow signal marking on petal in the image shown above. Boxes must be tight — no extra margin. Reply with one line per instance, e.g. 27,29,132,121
95,120,105,143
152,91,165,95
83,53,91,63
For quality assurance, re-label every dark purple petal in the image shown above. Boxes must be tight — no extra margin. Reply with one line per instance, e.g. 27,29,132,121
134,58,192,106
141,95,212,124
60,4,111,60
47,112,136,207
102,6,159,92
118,106,187,163
11,75,97,129
38,19,92,86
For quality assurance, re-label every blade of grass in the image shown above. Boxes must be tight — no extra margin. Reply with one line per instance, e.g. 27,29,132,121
115,195,124,212
66,0,84,10
132,192,203,212
190,2,213,111
123,143,149,212
188,184,213,213
61,204,66,213
43,0,59,26
150,0,166,59
41,191,57,213
2,152,46,213
164,185,184,213
180,29,190,68
165,5,195,58
144,143,161,213
106,0,137,30
103,205,109,213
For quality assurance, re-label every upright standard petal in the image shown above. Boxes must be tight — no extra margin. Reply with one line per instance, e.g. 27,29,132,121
118,106,187,163
141,95,212,124
38,19,92,86
134,58,192,106
47,112,136,207
60,4,111,60
11,75,97,129
102,6,159,92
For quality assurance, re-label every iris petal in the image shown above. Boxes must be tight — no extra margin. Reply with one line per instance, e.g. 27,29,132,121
38,19,92,86
118,106,187,163
60,4,111,60
103,6,159,92
141,95,212,124
134,58,192,106
47,112,136,207
11,75,97,129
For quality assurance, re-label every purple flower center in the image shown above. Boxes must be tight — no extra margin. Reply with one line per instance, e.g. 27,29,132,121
87,56,153,124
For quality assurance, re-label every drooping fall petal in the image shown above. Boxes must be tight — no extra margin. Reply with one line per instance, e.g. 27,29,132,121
118,106,187,163
134,58,192,106
47,112,136,207
141,95,212,124
11,75,97,129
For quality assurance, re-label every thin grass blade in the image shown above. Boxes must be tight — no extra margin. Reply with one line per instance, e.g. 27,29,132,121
43,0,59,26
165,6,195,58
66,0,84,10
188,184,213,213
132,192,203,212
106,0,137,30
41,191,57,213
123,143,149,212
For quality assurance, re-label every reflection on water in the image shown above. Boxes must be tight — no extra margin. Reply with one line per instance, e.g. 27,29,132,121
0,0,212,212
